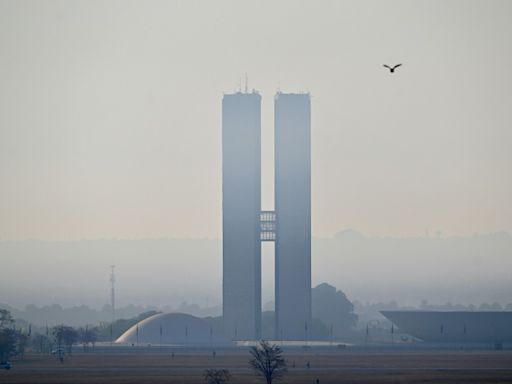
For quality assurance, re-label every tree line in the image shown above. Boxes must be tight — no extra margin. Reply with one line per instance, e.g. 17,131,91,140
1,308,104,362
1,309,160,361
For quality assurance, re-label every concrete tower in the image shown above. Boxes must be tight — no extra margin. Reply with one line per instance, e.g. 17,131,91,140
222,90,311,341
222,91,262,340
274,92,312,340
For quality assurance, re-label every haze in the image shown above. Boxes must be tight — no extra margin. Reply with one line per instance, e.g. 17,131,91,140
1,1,511,310
1,232,511,311
1,0,511,241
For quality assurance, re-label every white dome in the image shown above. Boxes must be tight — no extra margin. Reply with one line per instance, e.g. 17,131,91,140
115,312,229,345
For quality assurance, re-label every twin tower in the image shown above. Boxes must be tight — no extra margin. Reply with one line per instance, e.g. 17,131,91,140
222,90,311,340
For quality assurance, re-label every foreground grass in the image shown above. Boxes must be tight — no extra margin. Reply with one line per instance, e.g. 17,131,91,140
2,349,512,383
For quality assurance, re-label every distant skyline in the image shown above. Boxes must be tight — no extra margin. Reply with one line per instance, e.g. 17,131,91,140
1,0,511,240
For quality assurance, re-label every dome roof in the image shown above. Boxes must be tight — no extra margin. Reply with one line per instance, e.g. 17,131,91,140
115,312,229,345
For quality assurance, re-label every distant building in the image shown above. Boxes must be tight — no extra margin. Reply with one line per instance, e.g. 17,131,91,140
222,90,312,341
381,311,512,344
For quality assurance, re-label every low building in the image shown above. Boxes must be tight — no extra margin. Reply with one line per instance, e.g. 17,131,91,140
381,310,512,344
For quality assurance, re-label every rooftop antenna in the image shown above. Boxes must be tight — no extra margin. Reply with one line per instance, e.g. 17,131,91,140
245,73,248,93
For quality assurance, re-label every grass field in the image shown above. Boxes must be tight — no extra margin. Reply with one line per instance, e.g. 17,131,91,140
2,348,512,383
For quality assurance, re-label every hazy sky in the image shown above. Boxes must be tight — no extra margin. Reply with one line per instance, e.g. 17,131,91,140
1,0,511,240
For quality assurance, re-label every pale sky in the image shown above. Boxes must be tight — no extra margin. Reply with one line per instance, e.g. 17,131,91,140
1,0,511,241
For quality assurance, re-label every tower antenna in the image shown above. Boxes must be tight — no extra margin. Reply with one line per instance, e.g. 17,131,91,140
110,265,116,325
245,73,248,93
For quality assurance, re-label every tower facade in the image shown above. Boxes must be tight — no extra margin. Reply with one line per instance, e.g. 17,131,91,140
222,91,262,340
222,90,311,341
274,93,312,340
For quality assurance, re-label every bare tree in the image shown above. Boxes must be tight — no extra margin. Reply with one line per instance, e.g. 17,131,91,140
249,341,287,384
204,368,231,384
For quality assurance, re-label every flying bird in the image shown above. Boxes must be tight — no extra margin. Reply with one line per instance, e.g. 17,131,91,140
383,64,402,73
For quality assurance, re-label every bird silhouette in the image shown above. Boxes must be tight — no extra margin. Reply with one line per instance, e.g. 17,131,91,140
383,64,402,73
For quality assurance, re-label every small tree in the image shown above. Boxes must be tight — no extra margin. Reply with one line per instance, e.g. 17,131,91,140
15,332,29,358
79,326,98,352
0,329,16,362
0,309,16,361
53,325,78,355
32,334,51,354
0,310,13,329
249,341,287,384
204,368,231,384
